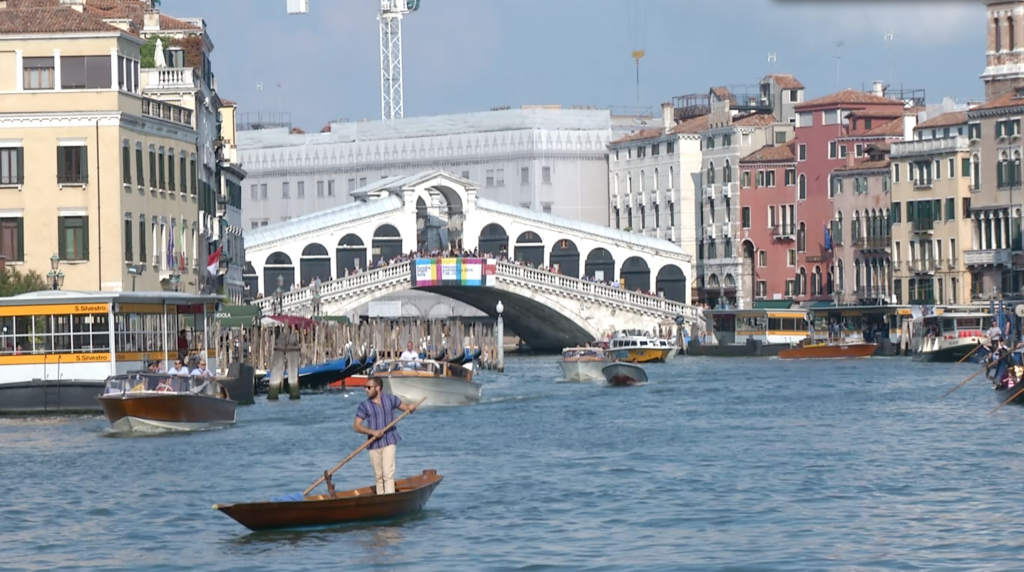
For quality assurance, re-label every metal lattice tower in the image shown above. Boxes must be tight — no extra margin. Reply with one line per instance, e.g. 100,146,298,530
380,0,420,121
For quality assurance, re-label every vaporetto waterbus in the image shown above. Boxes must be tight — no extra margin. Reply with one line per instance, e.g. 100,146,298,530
0,290,222,414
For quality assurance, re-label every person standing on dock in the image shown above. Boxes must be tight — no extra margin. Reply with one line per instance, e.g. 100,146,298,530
353,378,418,495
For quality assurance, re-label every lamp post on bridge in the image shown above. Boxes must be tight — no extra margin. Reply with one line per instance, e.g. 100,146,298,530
273,274,285,316
47,254,65,290
495,300,504,372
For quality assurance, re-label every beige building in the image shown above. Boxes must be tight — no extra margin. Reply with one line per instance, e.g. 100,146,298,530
890,112,974,305
0,0,202,293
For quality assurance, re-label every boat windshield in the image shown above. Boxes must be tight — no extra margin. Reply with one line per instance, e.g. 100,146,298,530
370,360,472,380
562,349,604,359
103,374,223,397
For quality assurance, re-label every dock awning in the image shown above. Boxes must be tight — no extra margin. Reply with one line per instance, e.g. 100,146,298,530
753,300,794,309
214,305,261,328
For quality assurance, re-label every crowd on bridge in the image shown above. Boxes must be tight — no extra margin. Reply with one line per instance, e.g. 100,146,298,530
254,247,667,299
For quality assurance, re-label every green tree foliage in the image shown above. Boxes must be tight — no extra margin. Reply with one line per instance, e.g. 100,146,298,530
0,267,48,298
140,34,172,69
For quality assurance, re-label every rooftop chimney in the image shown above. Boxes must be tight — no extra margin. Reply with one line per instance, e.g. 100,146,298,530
872,81,885,98
902,114,918,141
845,149,855,169
143,9,160,32
661,102,674,134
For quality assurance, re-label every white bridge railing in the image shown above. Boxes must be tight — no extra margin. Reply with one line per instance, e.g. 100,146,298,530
256,260,703,323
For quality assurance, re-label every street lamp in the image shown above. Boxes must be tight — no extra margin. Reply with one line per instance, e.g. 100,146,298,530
126,264,144,291
495,300,504,372
47,253,64,290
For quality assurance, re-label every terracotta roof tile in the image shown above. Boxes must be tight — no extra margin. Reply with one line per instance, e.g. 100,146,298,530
833,158,891,173
740,142,795,163
969,93,1022,111
610,128,663,144
83,0,201,31
861,117,905,137
765,74,804,90
916,111,968,129
0,6,118,34
795,89,904,110
733,113,776,127
672,114,709,134
220,98,237,106
2,0,200,33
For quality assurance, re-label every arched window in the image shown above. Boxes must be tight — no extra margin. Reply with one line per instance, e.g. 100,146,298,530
707,162,716,185
1014,150,1021,188
639,170,645,194
1010,16,1016,51
996,17,1003,52
669,166,674,189
812,266,822,296
837,259,845,292
798,173,807,200
797,222,806,253
852,211,861,242
836,211,844,245
799,267,807,297
999,151,1010,189
723,160,732,184
706,136,715,150
653,167,659,190
855,259,863,290
627,174,632,195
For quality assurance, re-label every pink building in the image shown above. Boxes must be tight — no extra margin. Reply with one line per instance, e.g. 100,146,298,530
738,142,798,301
791,90,907,301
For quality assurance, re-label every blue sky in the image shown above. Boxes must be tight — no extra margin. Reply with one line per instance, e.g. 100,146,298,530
165,0,986,131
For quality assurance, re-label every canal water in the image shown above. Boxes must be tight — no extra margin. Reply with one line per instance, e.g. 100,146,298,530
2,356,1023,571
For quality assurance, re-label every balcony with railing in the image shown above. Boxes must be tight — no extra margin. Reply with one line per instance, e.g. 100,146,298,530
908,259,939,274
964,249,1011,267
142,98,194,129
854,286,888,300
141,67,198,91
853,235,890,251
771,224,795,240
910,220,933,234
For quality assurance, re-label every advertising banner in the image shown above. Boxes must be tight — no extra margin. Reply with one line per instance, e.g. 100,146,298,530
411,258,496,287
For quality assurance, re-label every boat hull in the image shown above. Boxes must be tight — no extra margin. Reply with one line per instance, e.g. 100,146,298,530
214,470,443,531
98,393,236,432
381,374,481,406
559,360,607,381
778,343,877,359
912,341,983,363
602,362,648,386
687,341,790,357
607,347,670,363
0,380,105,414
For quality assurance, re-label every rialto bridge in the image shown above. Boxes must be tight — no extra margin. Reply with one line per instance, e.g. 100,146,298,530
243,170,703,349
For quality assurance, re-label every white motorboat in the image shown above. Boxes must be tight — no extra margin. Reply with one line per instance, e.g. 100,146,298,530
559,347,608,381
601,362,648,386
372,359,481,406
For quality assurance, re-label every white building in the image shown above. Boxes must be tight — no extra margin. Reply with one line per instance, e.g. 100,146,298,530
607,104,706,291
237,107,620,231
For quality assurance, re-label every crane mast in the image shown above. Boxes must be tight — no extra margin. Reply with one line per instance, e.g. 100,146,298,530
380,0,419,121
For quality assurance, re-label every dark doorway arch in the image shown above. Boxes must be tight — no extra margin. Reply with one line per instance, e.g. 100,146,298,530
549,238,580,278
300,243,331,286
264,251,294,295
514,231,544,267
655,265,687,302
584,248,615,282
621,256,651,292
337,233,366,275
242,261,259,300
478,223,509,257
742,239,756,304
372,224,403,264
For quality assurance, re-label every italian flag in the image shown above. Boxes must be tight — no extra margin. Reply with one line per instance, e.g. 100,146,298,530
207,245,222,276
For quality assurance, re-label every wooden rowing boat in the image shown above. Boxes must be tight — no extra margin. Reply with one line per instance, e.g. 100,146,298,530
213,469,443,531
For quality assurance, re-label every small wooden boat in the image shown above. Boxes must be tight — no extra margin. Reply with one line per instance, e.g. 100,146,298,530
97,374,236,432
602,362,647,386
560,347,608,381
778,339,877,359
213,469,443,531
374,359,481,406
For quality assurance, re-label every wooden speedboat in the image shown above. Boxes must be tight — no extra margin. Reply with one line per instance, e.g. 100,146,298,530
213,469,443,531
602,362,647,386
778,340,877,359
373,359,481,406
97,374,236,432
559,347,608,381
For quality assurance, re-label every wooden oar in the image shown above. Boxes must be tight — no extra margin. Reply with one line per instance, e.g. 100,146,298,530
956,343,983,365
302,396,426,496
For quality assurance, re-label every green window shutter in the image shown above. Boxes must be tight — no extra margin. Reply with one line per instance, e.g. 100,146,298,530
998,162,1005,188
16,217,24,261
57,217,66,259
139,220,146,260
80,147,89,184
57,148,66,183
16,148,24,184
962,157,970,178
82,216,90,260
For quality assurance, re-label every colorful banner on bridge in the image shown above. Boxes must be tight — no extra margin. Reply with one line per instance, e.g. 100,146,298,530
412,258,496,287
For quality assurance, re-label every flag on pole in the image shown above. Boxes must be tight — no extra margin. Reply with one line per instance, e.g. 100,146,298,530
167,223,175,269
207,245,222,276
179,222,186,271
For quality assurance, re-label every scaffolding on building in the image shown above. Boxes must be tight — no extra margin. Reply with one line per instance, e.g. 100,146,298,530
237,111,292,132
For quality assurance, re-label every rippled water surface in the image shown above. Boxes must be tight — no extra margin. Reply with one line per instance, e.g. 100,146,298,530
3,355,1024,571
